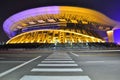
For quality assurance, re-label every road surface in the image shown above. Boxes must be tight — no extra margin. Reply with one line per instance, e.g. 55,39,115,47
0,49,120,80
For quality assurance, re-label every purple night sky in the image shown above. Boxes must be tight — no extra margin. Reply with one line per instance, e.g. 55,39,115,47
0,0,120,42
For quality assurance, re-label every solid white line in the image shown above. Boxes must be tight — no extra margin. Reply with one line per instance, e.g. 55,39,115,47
85,61,105,63
20,76,91,80
0,56,41,77
45,59,72,60
70,52,79,57
96,50,120,52
74,50,120,52
41,61,75,63
31,68,83,72
37,64,78,66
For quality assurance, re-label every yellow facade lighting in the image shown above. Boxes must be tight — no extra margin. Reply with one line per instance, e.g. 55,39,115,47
3,6,117,44
70,20,78,23
7,30,104,44
47,19,56,23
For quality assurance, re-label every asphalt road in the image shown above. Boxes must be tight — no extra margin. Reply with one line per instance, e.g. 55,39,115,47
0,49,120,80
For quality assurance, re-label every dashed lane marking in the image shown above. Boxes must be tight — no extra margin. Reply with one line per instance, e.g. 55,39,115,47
45,59,72,60
31,68,83,72
20,76,91,80
37,64,78,66
41,61,75,63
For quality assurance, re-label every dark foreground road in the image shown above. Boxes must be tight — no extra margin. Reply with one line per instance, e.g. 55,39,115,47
0,49,120,80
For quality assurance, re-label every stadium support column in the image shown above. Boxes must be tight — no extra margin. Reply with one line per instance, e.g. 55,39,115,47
107,30,114,42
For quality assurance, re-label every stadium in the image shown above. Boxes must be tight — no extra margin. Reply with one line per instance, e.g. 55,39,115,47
3,6,120,47
1,3,120,80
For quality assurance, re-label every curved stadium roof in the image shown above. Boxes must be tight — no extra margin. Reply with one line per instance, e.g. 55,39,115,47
3,6,117,38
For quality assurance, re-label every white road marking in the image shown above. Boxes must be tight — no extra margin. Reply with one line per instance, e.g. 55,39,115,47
0,56,41,77
70,52,79,57
45,59,72,60
31,68,83,72
20,76,91,80
46,52,72,59
74,50,120,52
37,64,78,66
41,61,75,63
85,61,105,63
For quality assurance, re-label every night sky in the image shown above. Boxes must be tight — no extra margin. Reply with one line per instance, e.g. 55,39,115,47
0,0,120,42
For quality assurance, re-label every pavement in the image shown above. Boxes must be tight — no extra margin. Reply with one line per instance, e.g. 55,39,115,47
0,49,120,80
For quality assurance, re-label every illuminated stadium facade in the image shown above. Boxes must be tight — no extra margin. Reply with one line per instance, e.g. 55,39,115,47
3,6,119,44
